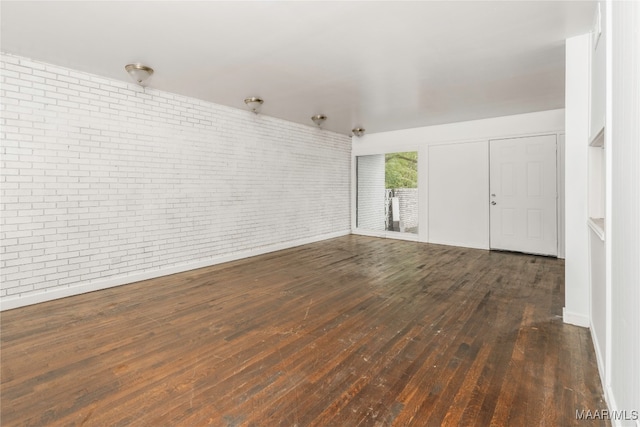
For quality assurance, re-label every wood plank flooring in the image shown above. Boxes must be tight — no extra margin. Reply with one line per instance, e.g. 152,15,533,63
1,235,608,426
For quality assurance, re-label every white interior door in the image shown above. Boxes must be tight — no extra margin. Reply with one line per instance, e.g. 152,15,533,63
490,135,557,256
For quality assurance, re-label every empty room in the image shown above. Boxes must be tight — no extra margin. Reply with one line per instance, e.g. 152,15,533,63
1,1,639,426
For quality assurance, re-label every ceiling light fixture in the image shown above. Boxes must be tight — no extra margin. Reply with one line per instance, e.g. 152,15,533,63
125,63,154,86
244,97,264,114
352,127,366,137
311,114,327,127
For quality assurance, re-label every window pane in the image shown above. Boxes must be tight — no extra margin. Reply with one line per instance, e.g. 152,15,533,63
357,152,418,234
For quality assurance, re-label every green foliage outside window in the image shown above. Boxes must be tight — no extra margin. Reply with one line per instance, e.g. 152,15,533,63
385,152,418,188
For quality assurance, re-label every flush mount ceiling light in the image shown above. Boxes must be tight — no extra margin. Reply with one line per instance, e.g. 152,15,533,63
311,114,327,127
352,127,366,137
125,63,154,86
244,97,264,114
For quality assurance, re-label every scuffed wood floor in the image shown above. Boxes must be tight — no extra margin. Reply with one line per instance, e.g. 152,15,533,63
1,235,608,426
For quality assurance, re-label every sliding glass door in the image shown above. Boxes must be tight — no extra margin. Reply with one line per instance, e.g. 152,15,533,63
356,152,418,235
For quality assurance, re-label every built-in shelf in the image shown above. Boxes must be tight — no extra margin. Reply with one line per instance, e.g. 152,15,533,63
588,125,605,230
589,126,605,147
588,217,605,241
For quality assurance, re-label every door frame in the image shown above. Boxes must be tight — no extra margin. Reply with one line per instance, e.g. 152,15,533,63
488,134,560,257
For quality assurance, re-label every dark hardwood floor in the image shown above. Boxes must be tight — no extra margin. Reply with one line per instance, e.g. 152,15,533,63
1,235,608,426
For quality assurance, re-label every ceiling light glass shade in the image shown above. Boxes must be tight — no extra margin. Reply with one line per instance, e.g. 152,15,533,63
311,114,327,127
125,63,154,86
352,127,365,137
244,97,264,113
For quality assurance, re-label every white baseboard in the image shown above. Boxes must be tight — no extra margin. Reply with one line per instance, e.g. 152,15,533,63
0,230,351,311
604,385,640,427
351,229,419,242
351,229,386,238
590,325,607,395
606,385,619,427
604,384,640,427
563,307,590,327
426,238,490,251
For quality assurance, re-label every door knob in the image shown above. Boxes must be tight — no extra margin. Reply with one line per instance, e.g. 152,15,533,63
491,201,497,205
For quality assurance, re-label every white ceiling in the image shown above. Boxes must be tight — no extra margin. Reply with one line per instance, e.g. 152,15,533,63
1,1,595,135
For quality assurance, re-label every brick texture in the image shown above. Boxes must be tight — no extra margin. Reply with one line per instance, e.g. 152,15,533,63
393,188,418,231
0,53,351,302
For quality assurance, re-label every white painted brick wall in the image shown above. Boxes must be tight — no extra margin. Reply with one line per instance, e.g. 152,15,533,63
393,188,419,231
0,52,351,304
356,155,385,231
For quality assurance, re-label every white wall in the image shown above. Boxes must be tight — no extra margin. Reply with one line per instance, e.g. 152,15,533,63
353,110,564,155
557,133,566,258
590,2,607,141
608,0,640,424
584,0,610,408
428,141,489,249
589,229,607,381
0,53,351,310
566,3,640,422
564,34,591,327
352,109,564,250
355,154,385,231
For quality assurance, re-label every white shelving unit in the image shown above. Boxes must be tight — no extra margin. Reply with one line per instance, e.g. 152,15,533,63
588,127,605,240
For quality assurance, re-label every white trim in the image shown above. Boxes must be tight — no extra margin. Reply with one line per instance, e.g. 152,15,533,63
352,110,565,157
351,229,419,242
351,153,357,231
418,145,429,243
590,323,607,395
603,383,640,427
591,321,639,427
352,229,387,238
486,131,560,143
588,217,606,241
0,230,351,311
427,239,490,251
488,134,559,257
557,133,566,259
486,140,492,252
603,0,614,402
353,129,565,157
563,307,590,327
